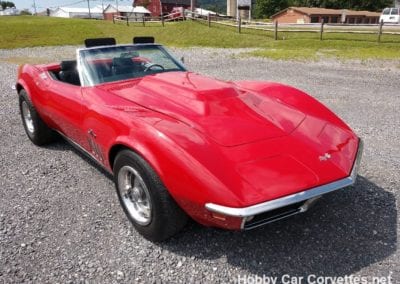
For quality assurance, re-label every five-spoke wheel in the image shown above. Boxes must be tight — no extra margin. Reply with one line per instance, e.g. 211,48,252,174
113,150,188,241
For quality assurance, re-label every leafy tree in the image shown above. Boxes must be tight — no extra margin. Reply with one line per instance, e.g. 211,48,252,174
254,0,288,18
197,0,225,14
20,9,32,15
0,1,15,10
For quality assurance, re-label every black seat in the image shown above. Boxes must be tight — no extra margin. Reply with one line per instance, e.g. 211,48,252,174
84,37,116,48
112,58,141,76
59,60,80,86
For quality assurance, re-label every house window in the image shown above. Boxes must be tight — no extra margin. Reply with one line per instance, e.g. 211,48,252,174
310,16,319,23
322,16,329,23
331,16,338,23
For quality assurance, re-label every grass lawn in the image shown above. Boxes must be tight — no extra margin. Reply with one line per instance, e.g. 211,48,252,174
1,16,400,61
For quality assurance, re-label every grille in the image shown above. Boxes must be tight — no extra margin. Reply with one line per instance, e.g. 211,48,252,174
243,201,307,230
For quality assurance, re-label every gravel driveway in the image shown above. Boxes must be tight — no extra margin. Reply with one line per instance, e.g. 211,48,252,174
0,46,399,283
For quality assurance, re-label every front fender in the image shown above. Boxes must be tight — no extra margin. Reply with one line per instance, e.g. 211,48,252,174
106,115,261,227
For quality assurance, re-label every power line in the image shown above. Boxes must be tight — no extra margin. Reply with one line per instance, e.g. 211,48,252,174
46,0,128,10
48,0,87,9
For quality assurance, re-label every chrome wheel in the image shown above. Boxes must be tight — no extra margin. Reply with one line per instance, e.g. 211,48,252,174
21,101,34,134
117,166,152,226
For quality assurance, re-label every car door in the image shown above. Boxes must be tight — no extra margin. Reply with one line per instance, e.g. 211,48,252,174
44,80,87,146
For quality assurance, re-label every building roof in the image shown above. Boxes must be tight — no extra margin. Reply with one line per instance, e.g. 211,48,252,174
104,5,150,14
55,6,103,14
195,8,217,16
133,6,151,13
272,7,381,19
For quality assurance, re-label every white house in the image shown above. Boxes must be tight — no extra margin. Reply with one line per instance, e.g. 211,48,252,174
50,6,104,19
0,7,20,16
103,5,150,20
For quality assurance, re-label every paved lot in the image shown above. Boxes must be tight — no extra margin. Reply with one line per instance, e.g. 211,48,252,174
0,47,399,283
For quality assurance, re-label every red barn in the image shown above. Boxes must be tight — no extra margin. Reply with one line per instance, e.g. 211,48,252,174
134,0,192,16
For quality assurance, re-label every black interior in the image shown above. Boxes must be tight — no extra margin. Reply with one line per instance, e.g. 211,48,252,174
112,58,143,76
58,60,81,86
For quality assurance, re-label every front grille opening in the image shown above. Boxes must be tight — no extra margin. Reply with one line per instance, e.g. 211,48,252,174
243,201,306,230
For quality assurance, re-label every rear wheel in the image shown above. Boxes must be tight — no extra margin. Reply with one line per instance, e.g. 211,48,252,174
19,89,55,145
113,150,188,241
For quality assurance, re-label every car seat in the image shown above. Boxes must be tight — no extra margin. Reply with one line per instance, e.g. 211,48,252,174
59,60,81,86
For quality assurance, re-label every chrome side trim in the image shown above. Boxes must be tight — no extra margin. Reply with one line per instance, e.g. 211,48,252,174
206,139,363,218
55,130,113,175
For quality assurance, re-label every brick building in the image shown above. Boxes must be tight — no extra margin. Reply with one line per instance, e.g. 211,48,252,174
134,0,192,16
271,7,380,24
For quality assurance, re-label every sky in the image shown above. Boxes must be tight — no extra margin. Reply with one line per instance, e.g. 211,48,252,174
12,0,133,11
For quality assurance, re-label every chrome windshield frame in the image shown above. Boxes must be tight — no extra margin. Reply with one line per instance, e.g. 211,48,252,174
76,43,187,88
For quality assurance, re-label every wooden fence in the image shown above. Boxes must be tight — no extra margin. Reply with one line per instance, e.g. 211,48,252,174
113,11,185,27
186,12,400,43
113,12,400,43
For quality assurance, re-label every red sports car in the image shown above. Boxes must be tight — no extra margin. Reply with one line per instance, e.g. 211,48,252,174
16,37,363,241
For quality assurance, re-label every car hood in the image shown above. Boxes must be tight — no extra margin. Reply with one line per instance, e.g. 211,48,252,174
96,72,359,206
99,72,306,146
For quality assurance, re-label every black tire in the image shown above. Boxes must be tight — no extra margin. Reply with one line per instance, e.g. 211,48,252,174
19,89,56,146
113,150,188,242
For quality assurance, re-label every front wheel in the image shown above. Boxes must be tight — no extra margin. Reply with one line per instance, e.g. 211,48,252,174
113,150,188,241
19,89,56,146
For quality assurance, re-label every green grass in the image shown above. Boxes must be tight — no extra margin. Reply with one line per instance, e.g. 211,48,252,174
1,16,400,62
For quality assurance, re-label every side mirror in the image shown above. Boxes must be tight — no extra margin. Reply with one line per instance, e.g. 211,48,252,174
180,57,185,64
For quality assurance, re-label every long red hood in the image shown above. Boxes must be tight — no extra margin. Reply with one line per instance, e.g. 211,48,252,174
98,72,359,205
99,72,306,146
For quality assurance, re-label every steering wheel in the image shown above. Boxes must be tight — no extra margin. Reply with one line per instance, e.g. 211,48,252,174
144,63,165,72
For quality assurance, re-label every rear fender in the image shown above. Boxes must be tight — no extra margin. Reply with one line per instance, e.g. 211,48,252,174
16,64,42,100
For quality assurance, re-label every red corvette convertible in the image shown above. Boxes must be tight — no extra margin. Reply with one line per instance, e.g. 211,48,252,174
16,37,363,241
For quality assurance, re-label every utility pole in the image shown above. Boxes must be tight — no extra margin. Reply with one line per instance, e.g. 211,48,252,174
191,0,195,12
102,0,105,20
116,0,119,12
32,0,37,15
87,0,92,19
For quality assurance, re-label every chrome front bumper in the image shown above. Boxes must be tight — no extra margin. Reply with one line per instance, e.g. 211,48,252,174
205,139,363,229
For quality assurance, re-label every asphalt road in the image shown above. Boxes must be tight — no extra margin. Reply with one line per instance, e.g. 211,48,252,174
0,47,399,283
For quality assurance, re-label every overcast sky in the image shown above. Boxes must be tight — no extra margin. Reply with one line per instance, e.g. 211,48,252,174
12,0,132,11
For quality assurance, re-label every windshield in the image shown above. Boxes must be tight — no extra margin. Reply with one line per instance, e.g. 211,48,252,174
382,8,390,15
78,45,186,86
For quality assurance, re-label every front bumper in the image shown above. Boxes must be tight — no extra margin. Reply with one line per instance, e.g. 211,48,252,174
205,139,363,229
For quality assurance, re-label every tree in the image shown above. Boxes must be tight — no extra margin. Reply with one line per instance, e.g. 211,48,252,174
20,9,32,15
197,0,225,14
255,0,288,18
0,1,15,10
